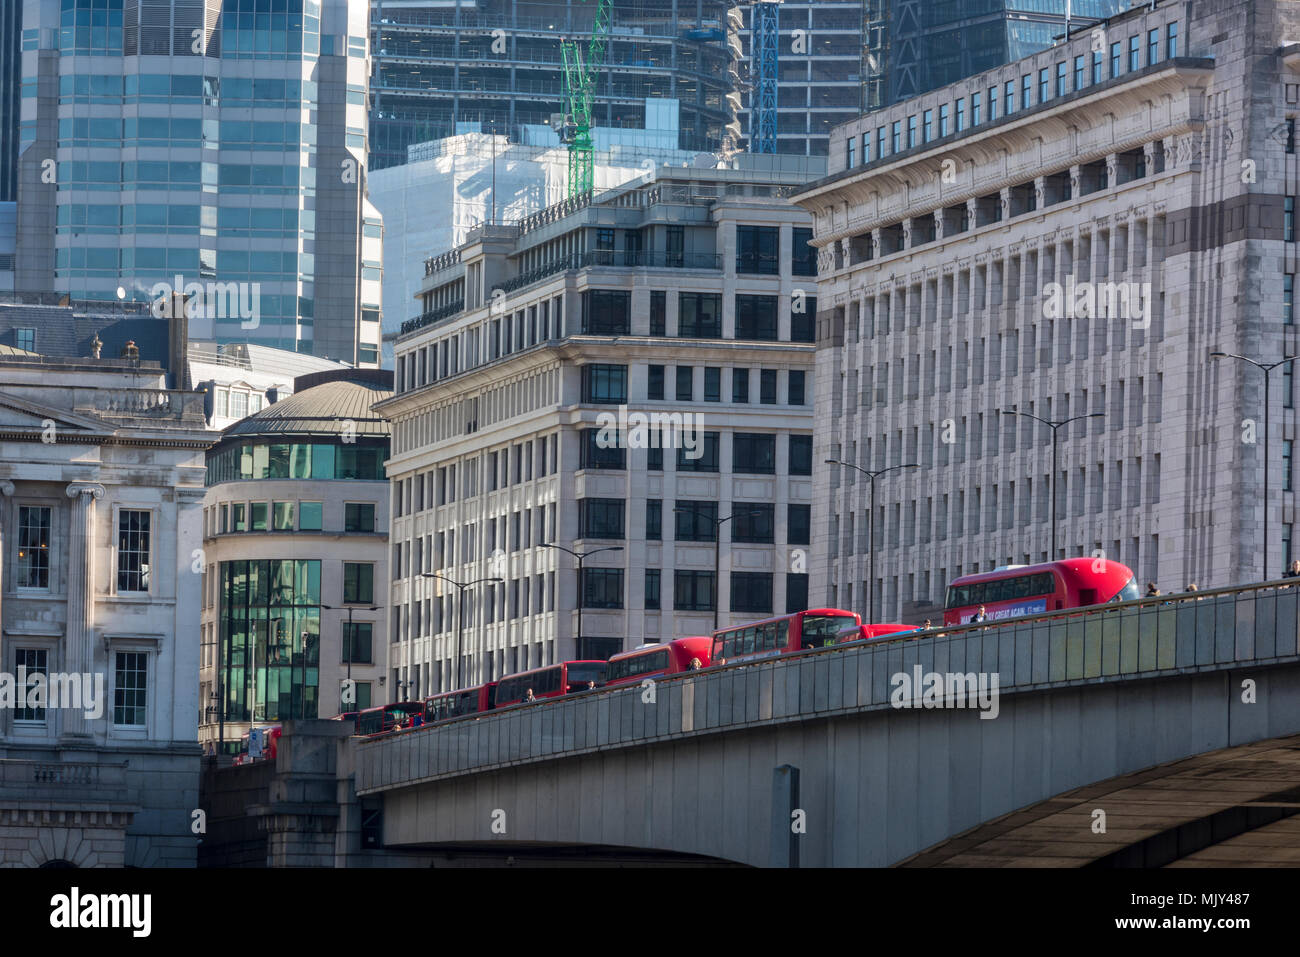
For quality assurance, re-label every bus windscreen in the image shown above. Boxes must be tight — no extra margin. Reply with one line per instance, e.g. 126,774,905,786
800,614,858,649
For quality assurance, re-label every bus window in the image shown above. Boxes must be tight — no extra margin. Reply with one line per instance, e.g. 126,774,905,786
776,620,789,648
742,628,755,653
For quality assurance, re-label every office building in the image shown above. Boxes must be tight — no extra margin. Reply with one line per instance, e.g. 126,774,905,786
797,0,1294,617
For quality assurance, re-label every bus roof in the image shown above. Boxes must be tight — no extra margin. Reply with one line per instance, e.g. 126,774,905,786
950,558,1133,588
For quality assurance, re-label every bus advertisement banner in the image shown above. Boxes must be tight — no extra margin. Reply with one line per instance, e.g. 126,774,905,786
957,599,1047,624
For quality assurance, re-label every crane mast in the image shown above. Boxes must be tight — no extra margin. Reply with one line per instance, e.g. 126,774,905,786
560,0,613,199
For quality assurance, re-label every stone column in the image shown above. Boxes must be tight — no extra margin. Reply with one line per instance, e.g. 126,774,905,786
63,482,104,740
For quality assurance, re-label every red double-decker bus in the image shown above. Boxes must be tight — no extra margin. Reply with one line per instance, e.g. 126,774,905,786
605,637,713,687
837,622,920,644
356,702,425,736
943,558,1140,626
711,608,862,665
424,683,496,723
494,660,608,707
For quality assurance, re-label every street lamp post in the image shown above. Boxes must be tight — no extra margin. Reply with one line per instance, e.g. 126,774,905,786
670,508,763,632
539,543,624,656
824,460,918,622
1210,352,1298,580
420,573,505,690
320,602,380,712
998,409,1105,561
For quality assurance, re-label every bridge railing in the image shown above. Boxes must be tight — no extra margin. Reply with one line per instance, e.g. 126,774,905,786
356,579,1300,793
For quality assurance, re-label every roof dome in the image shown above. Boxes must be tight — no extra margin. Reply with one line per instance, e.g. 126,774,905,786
223,371,392,439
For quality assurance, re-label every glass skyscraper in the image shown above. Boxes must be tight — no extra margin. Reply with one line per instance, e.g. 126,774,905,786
863,0,1132,112
15,0,383,365
1,1,20,203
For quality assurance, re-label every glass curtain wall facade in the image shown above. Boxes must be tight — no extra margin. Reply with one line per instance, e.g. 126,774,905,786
218,558,322,723
17,0,380,363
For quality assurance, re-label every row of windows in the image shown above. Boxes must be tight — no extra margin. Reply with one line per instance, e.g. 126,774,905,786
57,117,311,147
208,500,377,536
391,436,559,518
587,363,808,406
57,72,316,104
206,442,388,485
16,505,150,594
10,649,148,727
581,430,813,475
586,290,816,342
847,21,1179,168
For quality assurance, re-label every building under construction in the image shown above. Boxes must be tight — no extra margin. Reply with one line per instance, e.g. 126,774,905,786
370,0,740,169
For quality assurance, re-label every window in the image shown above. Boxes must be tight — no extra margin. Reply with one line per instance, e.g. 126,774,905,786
733,368,750,403
1148,29,1160,65
272,501,294,531
1287,198,1295,243
582,429,626,469
1056,62,1067,97
846,137,855,167
1128,35,1140,72
789,435,813,475
1038,68,1049,102
1110,41,1122,78
1074,55,1084,91
732,504,775,543
1092,50,1103,85
645,569,661,610
581,568,625,608
579,498,625,539
343,623,373,664
955,98,965,131
988,86,998,120
344,563,374,604
730,572,773,614
1286,365,1294,410
1005,80,1015,114
676,366,694,401
15,649,47,722
971,92,981,125
17,506,51,589
650,291,666,335
890,120,901,153
583,364,628,404
581,290,630,335
861,132,870,164
1287,275,1295,324
299,501,323,531
1288,119,1296,156
939,104,950,136
791,295,816,342
788,504,811,544
345,502,375,532
646,500,662,540
922,109,933,142
678,432,719,472
786,573,809,614
736,295,778,340
877,126,886,159
674,571,716,611
736,225,779,274
1287,440,1294,492
733,433,777,474
117,509,151,592
907,114,917,148
666,226,684,266
15,328,35,352
114,652,147,726
791,228,817,276
675,500,718,541
679,293,722,337
760,369,778,404
648,364,665,400
1022,74,1032,108
1167,21,1178,58
704,367,722,402
789,370,806,405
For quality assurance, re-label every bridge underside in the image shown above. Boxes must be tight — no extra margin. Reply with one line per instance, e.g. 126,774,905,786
902,733,1300,867
382,843,741,867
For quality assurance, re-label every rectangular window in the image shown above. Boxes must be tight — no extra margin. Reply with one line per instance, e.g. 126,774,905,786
676,366,694,402
786,573,809,613
582,363,628,404
760,369,778,404
677,432,719,472
649,291,666,335
906,114,917,148
877,126,886,159
272,501,294,531
732,504,775,543
1286,275,1295,324
17,506,52,589
1074,55,1085,90
675,500,718,541
581,290,631,335
648,364,665,400
988,86,998,121
344,563,374,604
736,226,779,275
861,132,870,164
580,568,624,609
955,98,965,132
1287,197,1295,243
15,328,35,352
343,623,373,664
1167,22,1178,58
1128,35,1141,72
644,568,661,610
1286,365,1294,410
1005,80,1015,114
791,295,816,343
736,295,779,340
733,433,777,474
789,435,813,475
846,137,855,168
788,504,811,545
1056,62,1067,97
730,572,773,614
679,292,722,337
114,651,148,726
117,509,151,592
15,649,48,722
788,370,806,405
582,429,626,470
704,367,722,402
938,104,949,136
791,227,817,276
1111,42,1122,78
1288,118,1296,155
345,502,375,532
299,501,323,531
1148,29,1160,65
1039,68,1049,102
646,500,662,540
1022,74,1033,109
579,498,626,539
250,502,268,531
1287,440,1294,492
922,109,933,141
733,368,750,403
674,571,716,611
890,120,901,153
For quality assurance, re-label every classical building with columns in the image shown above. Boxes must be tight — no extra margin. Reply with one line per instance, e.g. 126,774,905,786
0,348,213,866
796,0,1300,618
378,158,824,695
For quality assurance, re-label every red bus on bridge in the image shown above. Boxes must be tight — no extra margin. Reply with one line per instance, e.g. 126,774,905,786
494,660,608,707
356,702,425,736
711,608,862,665
943,558,1140,626
837,622,920,644
424,683,497,723
605,637,713,687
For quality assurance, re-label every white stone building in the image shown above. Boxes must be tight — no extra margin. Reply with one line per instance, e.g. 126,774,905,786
377,157,826,695
796,0,1300,618
0,351,214,867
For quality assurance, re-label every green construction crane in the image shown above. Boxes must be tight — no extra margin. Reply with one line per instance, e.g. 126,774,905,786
560,0,612,199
